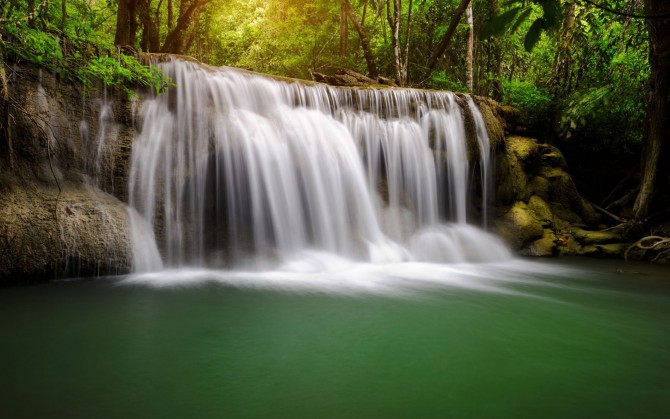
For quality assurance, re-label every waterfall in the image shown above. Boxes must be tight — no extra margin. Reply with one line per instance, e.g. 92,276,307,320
128,59,509,271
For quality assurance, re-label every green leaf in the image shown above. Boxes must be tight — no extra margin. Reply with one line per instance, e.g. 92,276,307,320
539,0,561,30
511,7,534,34
524,18,545,51
480,7,523,38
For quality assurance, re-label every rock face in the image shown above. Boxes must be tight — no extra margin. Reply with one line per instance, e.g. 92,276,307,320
494,136,629,257
0,64,136,282
0,60,632,282
0,184,131,280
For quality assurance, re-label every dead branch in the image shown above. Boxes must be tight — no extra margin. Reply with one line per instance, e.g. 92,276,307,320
591,202,628,223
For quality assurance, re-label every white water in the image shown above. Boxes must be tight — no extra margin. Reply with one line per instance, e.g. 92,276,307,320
127,59,510,273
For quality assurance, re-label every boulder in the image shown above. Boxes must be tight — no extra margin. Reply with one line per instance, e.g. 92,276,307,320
0,64,136,281
494,135,627,257
0,183,132,281
496,201,544,249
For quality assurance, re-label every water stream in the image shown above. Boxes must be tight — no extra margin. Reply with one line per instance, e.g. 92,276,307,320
128,59,509,272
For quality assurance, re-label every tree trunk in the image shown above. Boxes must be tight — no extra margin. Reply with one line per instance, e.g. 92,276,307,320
61,0,66,30
387,0,404,85
426,0,470,72
633,0,670,220
404,0,413,84
161,0,210,54
139,0,160,52
168,0,174,30
115,0,139,47
340,3,348,56
466,1,473,92
342,0,379,78
550,2,576,95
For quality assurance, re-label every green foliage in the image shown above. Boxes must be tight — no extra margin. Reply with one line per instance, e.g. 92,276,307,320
551,1,649,151
480,6,526,38
0,0,652,161
3,25,62,65
0,1,169,95
84,56,170,96
502,81,552,135
204,0,356,79
559,51,648,150
480,0,561,51
428,71,467,92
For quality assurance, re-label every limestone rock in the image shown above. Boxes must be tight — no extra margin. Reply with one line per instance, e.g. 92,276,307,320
494,134,610,257
0,64,136,281
527,195,553,224
572,228,624,245
0,183,132,281
496,201,544,249
524,229,559,257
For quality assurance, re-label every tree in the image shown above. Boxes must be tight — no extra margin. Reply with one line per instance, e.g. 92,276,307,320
161,0,212,53
633,0,670,221
426,0,471,72
342,0,379,77
114,0,140,47
465,1,474,91
387,0,405,85
114,0,212,54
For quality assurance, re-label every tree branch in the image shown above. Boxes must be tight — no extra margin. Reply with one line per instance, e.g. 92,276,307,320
581,0,670,19
426,0,471,72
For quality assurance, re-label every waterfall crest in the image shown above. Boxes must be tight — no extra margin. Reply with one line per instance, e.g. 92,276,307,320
128,59,510,271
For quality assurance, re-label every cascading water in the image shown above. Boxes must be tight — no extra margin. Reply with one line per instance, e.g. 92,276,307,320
128,59,510,273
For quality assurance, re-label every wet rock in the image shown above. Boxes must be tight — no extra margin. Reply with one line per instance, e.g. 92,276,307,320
572,229,624,245
576,243,627,258
527,195,553,224
494,135,610,257
0,183,132,281
496,201,544,249
0,64,136,281
524,229,559,257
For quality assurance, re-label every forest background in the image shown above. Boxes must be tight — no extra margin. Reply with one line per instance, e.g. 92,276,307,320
0,0,668,228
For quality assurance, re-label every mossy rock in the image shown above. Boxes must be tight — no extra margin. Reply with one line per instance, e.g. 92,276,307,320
506,136,541,165
496,201,544,249
523,228,558,257
496,144,530,205
572,228,624,245
524,176,550,201
541,166,599,226
576,243,627,258
538,144,567,168
471,96,507,149
527,195,553,223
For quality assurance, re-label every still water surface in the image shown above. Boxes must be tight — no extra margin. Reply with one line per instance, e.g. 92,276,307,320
1,258,669,418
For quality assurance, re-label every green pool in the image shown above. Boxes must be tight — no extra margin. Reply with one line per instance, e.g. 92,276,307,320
1,258,669,418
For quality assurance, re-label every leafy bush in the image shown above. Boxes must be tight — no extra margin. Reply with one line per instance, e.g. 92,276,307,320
427,71,467,92
1,22,169,96
555,45,648,156
502,80,552,137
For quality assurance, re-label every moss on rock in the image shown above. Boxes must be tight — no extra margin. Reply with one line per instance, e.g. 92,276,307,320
528,195,553,223
525,229,559,257
496,201,544,249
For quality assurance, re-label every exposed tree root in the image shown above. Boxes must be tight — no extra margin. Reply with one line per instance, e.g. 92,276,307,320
624,235,670,262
